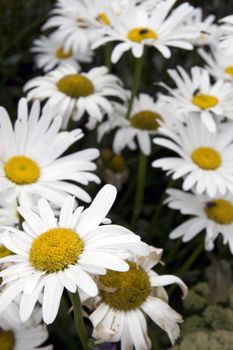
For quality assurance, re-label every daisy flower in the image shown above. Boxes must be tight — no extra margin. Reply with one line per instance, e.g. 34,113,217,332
93,0,198,63
153,116,233,197
98,94,175,155
89,246,188,348
198,45,233,82
43,0,99,53
160,66,233,132
24,65,125,129
185,8,217,46
166,188,233,253
0,301,52,350
0,185,149,324
0,98,100,206
32,33,93,72
218,15,233,57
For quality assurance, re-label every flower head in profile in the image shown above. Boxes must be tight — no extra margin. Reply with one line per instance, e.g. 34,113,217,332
198,45,233,82
166,188,233,253
32,32,93,72
98,94,175,155
218,15,233,57
0,301,52,350
0,185,149,324
42,0,97,53
89,246,187,348
160,66,233,132
153,116,233,197
24,65,125,129
185,8,217,46
0,98,100,207
93,0,198,63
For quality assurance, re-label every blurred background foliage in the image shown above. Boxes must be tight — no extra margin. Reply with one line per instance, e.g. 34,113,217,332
1,1,233,349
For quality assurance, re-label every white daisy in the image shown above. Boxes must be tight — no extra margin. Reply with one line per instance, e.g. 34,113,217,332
24,65,125,129
218,15,233,57
160,66,233,132
0,301,52,350
0,98,100,207
32,32,93,72
185,8,217,46
93,0,198,63
153,116,233,197
166,188,233,253
0,185,149,324
89,246,188,348
43,0,99,53
198,45,233,82
98,94,176,155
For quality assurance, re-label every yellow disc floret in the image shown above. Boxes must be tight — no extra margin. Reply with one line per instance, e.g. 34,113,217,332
205,199,233,225
57,74,94,98
225,66,233,77
0,329,15,350
192,94,219,110
0,245,12,258
130,111,161,130
191,147,221,170
128,27,158,43
99,261,151,311
97,13,110,25
4,156,40,185
56,47,73,59
29,228,84,273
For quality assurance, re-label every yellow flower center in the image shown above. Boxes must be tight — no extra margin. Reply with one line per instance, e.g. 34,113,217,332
0,329,15,350
56,47,73,59
130,111,161,130
224,66,233,77
97,13,110,25
127,27,158,43
57,74,94,98
102,150,126,173
205,199,233,224
29,228,84,273
192,94,219,110
99,261,151,311
4,156,40,185
191,147,221,170
0,245,12,258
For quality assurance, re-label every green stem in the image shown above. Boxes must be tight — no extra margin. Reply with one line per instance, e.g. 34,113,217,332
105,43,112,72
131,152,147,230
126,56,144,119
68,291,90,350
168,241,203,296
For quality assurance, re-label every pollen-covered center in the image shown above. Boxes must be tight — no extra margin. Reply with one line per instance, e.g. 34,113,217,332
29,228,84,273
224,66,233,77
99,261,151,311
97,13,110,25
0,329,15,350
130,111,161,130
205,199,233,225
4,156,40,185
191,147,221,170
128,27,158,43
57,74,94,98
192,94,219,110
56,47,73,59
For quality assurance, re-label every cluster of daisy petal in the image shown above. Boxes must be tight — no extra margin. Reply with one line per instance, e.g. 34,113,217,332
1,0,233,349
